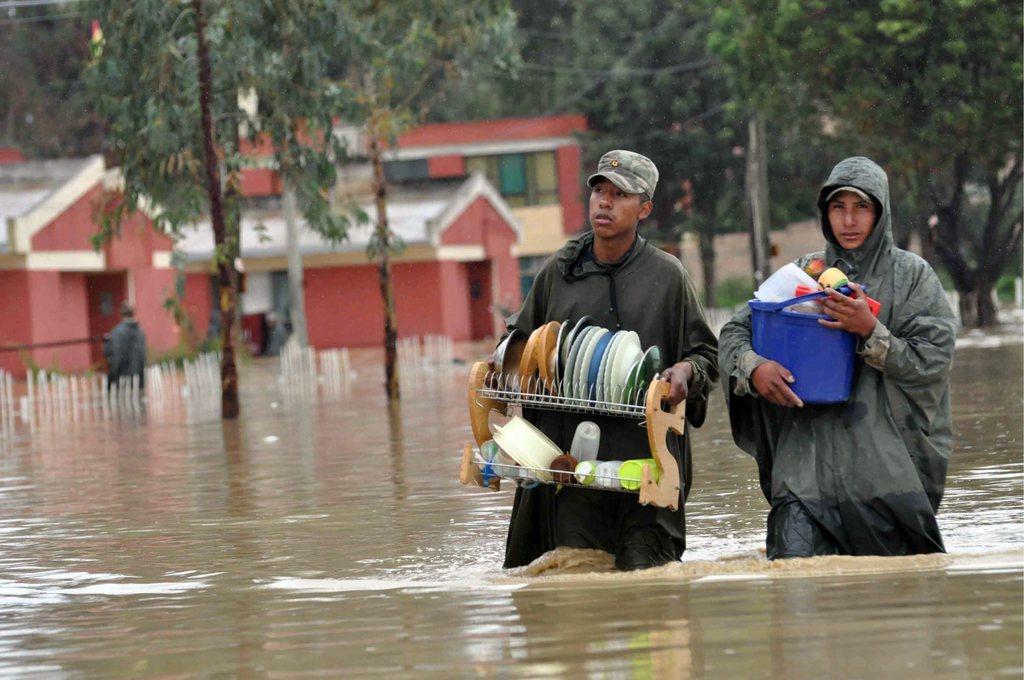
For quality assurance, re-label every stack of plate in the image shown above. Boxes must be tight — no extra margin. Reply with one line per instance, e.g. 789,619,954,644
491,416,562,482
555,319,664,406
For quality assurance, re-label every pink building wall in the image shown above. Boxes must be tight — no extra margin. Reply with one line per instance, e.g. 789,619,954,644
0,271,33,375
0,270,92,376
439,197,521,317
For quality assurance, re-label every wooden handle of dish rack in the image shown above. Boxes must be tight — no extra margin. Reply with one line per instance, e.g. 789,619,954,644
640,378,685,511
468,361,506,447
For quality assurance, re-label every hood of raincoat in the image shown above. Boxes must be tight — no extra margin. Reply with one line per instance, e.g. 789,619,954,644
817,156,895,284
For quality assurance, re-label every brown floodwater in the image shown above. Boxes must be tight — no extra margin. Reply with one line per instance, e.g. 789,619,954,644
0,339,1019,677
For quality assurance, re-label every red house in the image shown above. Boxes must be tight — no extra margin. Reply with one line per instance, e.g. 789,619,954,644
388,114,587,296
179,172,522,348
0,155,180,377
179,114,587,350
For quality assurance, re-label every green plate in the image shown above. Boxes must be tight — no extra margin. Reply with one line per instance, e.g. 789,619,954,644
621,346,663,405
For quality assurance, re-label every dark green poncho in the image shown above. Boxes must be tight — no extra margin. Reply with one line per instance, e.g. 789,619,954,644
718,157,957,558
501,232,719,568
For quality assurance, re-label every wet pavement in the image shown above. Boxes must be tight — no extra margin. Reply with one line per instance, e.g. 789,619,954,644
0,340,1019,677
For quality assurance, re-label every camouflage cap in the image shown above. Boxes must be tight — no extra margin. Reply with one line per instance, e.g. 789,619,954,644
587,150,658,199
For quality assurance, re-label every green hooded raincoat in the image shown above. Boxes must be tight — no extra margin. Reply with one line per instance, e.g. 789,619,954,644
718,157,956,558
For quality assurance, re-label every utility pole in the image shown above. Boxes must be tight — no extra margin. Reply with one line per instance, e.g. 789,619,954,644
283,183,309,346
746,110,772,286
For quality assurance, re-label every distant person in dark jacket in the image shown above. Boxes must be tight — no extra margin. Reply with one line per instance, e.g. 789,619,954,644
264,311,291,356
103,302,147,390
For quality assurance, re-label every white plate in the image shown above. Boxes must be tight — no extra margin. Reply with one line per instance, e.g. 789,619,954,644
596,331,623,402
575,328,608,402
610,333,642,402
565,326,599,399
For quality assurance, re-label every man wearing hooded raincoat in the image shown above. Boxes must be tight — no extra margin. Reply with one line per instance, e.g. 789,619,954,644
103,302,147,391
719,156,956,559
498,150,719,571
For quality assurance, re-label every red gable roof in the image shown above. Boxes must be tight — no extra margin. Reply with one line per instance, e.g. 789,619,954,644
396,115,586,148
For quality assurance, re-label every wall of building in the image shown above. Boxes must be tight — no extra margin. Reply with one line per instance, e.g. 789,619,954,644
305,261,450,347
28,271,91,374
437,260,474,338
30,184,104,252
25,185,181,358
556,145,584,235
183,273,213,342
438,195,521,321
0,270,93,377
0,271,33,375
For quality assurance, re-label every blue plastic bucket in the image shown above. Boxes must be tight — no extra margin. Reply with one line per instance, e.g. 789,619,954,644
749,291,858,404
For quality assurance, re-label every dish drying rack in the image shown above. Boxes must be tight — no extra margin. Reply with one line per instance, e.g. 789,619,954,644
459,361,686,510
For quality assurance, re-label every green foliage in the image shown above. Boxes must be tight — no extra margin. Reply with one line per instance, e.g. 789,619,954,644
711,0,1023,319
332,0,518,140
996,274,1020,303
327,0,517,267
84,0,356,248
0,9,101,156
146,342,203,368
711,275,755,308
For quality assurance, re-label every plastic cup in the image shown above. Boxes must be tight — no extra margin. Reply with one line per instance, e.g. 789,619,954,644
595,460,623,489
618,458,660,491
574,460,598,485
570,421,601,462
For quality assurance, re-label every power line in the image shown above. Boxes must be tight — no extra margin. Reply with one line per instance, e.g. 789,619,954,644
0,0,84,9
0,9,84,24
520,57,715,77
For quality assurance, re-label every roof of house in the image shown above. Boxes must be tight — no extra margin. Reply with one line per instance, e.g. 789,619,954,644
175,172,520,262
0,156,104,253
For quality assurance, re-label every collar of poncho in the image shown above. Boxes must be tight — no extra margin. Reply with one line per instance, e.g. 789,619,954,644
556,230,647,282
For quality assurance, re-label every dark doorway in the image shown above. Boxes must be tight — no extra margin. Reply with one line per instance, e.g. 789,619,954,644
86,272,127,365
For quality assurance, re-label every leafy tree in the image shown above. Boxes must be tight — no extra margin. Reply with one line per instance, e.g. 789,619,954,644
233,3,357,347
329,0,517,402
524,1,747,306
86,0,349,418
713,0,1023,327
0,9,102,156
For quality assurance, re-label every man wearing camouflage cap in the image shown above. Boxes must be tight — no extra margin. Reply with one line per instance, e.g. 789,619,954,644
495,150,719,571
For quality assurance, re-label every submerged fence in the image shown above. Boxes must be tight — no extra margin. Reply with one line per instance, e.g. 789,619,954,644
0,352,221,437
398,335,454,372
278,342,354,399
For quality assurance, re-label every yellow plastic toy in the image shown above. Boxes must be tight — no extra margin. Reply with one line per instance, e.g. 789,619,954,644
818,267,849,290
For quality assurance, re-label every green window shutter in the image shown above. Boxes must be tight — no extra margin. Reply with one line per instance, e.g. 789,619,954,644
499,154,527,196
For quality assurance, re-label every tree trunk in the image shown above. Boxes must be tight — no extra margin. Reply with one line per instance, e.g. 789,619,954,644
929,155,1021,329
957,284,999,328
283,184,309,346
368,126,400,402
698,219,717,308
745,110,772,286
194,0,239,419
